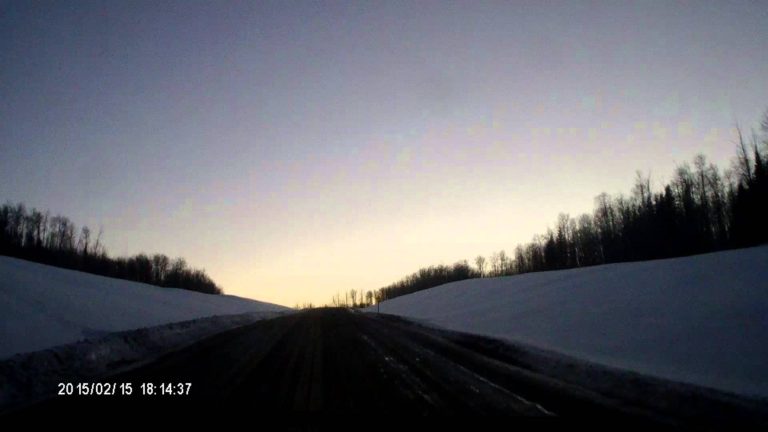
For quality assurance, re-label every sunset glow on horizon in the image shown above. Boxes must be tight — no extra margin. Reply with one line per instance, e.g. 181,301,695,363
2,1,767,306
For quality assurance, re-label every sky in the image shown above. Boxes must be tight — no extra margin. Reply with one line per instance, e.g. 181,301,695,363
1,1,767,307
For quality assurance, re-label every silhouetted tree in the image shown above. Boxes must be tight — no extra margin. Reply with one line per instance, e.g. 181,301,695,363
475,255,486,277
0,202,222,295
328,112,768,306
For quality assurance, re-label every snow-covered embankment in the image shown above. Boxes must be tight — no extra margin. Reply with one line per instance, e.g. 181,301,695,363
370,246,768,399
0,256,290,410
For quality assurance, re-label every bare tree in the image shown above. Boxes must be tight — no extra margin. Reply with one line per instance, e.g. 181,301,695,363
555,213,570,268
489,252,500,276
632,171,652,209
514,245,526,273
497,250,508,275
735,125,753,185
92,227,105,257
569,216,580,267
706,163,728,244
152,254,170,285
77,226,91,257
474,255,486,276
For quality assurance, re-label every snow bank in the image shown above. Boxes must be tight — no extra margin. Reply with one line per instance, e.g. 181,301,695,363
0,311,283,411
370,246,768,398
0,256,289,359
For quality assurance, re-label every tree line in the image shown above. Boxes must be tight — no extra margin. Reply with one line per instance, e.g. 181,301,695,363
364,116,768,305
0,204,222,295
328,288,378,308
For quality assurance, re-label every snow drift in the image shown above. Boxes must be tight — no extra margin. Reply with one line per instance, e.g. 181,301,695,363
0,312,285,410
370,246,768,398
0,256,288,359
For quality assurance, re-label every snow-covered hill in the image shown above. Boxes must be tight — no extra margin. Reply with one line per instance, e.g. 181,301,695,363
369,246,768,398
0,256,288,359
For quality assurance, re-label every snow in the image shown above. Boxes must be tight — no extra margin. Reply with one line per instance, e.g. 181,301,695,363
0,256,289,359
369,246,768,398
0,312,284,410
